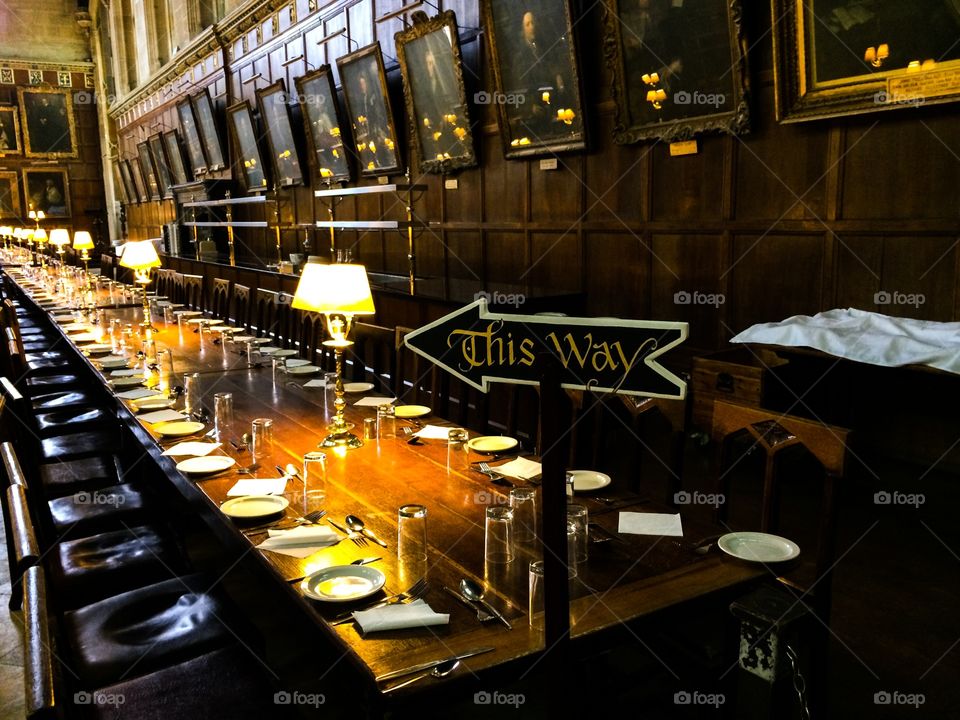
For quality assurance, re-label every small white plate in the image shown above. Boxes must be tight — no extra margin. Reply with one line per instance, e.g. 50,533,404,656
110,376,146,388
232,335,256,343
270,349,299,358
467,436,520,454
177,455,237,475
569,470,612,493
154,420,206,437
53,315,76,322
343,382,374,393
174,310,202,317
395,405,431,419
259,346,281,354
286,364,319,375
132,396,176,411
220,494,288,519
63,323,89,332
82,344,114,355
284,358,310,368
98,358,132,369
300,565,386,603
717,532,800,563
110,368,142,377
71,333,97,343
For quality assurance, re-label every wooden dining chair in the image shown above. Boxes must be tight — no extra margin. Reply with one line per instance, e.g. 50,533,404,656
210,278,231,321
232,283,252,330
394,326,444,407
22,564,56,720
253,288,280,341
346,322,395,393
6,484,40,610
181,273,204,311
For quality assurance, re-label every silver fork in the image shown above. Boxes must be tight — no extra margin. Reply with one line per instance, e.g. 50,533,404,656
330,578,430,625
243,509,326,535
327,518,368,546
477,462,515,487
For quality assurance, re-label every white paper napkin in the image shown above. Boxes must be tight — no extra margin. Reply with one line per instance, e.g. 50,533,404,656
258,525,340,558
354,396,397,407
618,512,684,537
161,442,222,457
304,378,327,388
352,599,450,633
140,409,189,424
116,388,162,400
491,457,542,480
227,477,288,497
413,424,455,440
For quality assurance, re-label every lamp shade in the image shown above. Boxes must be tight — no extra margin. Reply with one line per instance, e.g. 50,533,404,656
0,226,11,237
119,240,161,270
13,228,22,239
33,229,48,244
49,229,71,247
73,231,94,250
292,263,375,315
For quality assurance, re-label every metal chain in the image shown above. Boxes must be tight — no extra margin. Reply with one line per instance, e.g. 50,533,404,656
784,643,811,720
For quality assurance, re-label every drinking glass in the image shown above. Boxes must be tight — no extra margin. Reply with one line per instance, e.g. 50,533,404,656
377,404,396,442
142,338,157,364
177,311,188,331
246,340,262,368
529,560,545,630
271,355,287,383
398,504,428,584
485,506,514,564
156,349,174,395
509,487,537,544
566,472,575,499
567,504,589,564
302,451,327,511
251,418,274,465
213,392,234,441
446,428,470,472
163,305,174,325
183,373,201,417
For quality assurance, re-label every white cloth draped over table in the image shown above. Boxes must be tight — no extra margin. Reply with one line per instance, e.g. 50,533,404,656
731,308,960,375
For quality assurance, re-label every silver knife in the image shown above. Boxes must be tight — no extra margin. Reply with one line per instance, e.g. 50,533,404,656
360,527,389,548
475,598,512,630
375,646,496,683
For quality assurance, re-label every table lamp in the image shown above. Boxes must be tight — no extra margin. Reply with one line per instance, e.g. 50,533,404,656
28,209,45,230
73,231,94,289
292,263,376,449
119,239,162,336
49,228,70,267
33,228,48,269
0,226,11,251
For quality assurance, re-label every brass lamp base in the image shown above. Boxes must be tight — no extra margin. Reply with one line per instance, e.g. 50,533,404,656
319,427,364,449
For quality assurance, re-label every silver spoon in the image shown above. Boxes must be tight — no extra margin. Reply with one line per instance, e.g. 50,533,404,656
345,515,388,548
384,658,460,693
459,578,511,629
285,463,301,479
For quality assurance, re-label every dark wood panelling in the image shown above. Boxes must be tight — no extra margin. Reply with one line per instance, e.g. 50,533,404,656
583,233,651,319
650,139,725,222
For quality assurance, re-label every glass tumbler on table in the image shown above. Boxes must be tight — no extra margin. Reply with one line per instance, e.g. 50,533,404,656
485,506,515,564
213,392,234,442
250,418,274,466
183,373,201,418
302,451,327,512
377,404,396,442
567,504,589,564
509,487,538,544
447,428,470,472
398,504,428,584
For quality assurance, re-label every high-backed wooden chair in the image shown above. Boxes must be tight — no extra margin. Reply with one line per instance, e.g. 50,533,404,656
181,273,204,311
233,284,252,330
6,484,39,610
394,326,444,407
298,312,334,370
348,322,395,394
253,288,280,341
211,278,231,321
22,565,55,720
154,268,176,299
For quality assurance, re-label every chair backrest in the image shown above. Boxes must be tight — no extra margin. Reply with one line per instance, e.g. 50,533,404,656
7,484,40,610
154,268,175,298
23,564,56,720
394,326,445,406
211,277,231,321
348,322,395,393
233,283,251,330
253,288,279,340
298,312,332,369
181,273,204,311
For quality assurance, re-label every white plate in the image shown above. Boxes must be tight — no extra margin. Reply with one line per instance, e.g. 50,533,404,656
284,358,310,368
300,565,386,603
110,368,142,377
71,333,97,343
188,318,224,325
132,396,176,411
82,344,114,355
110,376,146,388
395,405,431,419
98,358,132,369
220,494,288,519
259,346,281,354
177,455,237,475
343,382,374,393
174,310,202,317
286,364,319,375
154,420,206,437
270,349,299,358
467,436,520,454
53,315,76,322
717,532,800,563
569,470,612,493
232,335,256,343
63,323,89,332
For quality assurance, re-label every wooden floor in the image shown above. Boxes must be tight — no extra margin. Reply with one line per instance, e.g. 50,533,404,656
0,509,26,719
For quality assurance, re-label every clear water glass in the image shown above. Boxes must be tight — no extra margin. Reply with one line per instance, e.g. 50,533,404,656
377,404,396,441
567,504,589,564
302,451,327,511
398,504,428,584
446,428,470,471
509,487,538,544
213,392,234,441
183,372,201,417
251,417,274,464
485,506,514,564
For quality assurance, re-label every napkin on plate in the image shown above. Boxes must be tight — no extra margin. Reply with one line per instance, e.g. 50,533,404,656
227,477,288,497
413,424,455,440
139,409,188,424
618,512,683,537
304,378,328,388
116,388,162,400
490,457,542,480
161,442,222,457
258,525,340,558
354,396,397,407
352,599,449,633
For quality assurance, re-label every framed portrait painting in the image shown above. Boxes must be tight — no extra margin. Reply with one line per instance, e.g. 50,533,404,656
601,0,750,143
112,162,129,205
482,0,587,158
295,66,353,183
137,141,162,201
191,88,226,171
772,0,960,122
396,11,477,174
118,160,139,204
148,133,174,198
337,43,403,177
22,168,71,218
226,101,269,192
177,97,208,176
0,172,22,219
0,107,21,156
129,157,148,204
256,81,305,187
162,130,190,186
17,88,78,158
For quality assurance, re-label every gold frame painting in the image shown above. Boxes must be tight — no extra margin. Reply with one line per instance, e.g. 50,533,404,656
256,80,305,188
773,0,960,122
0,107,21,156
395,11,477,174
601,0,750,143
0,171,22,219
295,65,353,184
22,168,71,218
17,87,78,159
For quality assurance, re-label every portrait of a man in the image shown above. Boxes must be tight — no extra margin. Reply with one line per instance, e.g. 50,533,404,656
22,169,70,218
257,83,304,187
227,102,269,191
18,88,77,158
0,172,22,218
0,108,21,155
177,99,207,176
338,44,402,176
296,67,352,182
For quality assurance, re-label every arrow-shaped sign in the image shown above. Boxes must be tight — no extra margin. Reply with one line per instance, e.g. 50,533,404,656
403,299,688,399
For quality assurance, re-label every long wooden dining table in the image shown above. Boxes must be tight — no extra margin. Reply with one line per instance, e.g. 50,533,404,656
9,266,765,709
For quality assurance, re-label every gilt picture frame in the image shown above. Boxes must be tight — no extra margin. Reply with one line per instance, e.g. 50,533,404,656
226,101,270,192
22,168,71,218
0,171,22,219
17,87,78,158
0,107,21,156
295,65,353,184
256,81,305,188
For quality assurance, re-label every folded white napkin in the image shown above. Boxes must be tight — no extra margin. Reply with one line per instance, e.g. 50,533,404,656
161,442,222,457
117,388,162,400
227,477,288,497
258,525,340,558
491,457,542,480
352,599,449,633
304,378,327,388
354,396,397,407
410,424,453,440
618,512,683,537
140,409,188,424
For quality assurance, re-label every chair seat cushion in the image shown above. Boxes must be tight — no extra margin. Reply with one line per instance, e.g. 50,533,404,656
40,429,118,462
35,406,112,437
25,350,70,363
63,574,231,687
87,647,289,720
22,339,57,351
48,483,147,536
39,455,122,498
31,389,100,411
53,526,182,609
23,374,83,394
